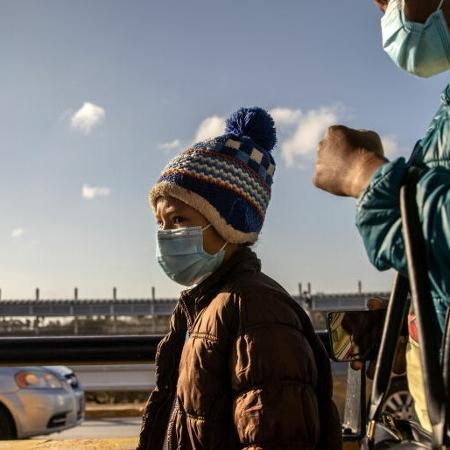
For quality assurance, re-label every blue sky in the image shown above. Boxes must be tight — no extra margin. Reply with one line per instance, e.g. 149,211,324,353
1,0,448,300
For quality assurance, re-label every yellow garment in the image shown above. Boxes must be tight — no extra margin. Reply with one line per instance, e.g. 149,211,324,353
405,338,432,432
330,312,353,360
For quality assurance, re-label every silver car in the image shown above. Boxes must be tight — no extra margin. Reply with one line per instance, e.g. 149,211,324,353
0,366,84,439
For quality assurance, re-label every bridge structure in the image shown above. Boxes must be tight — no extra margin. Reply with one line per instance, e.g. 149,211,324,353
0,291,390,318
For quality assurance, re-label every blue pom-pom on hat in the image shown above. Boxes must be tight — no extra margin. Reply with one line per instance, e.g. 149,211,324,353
225,107,277,152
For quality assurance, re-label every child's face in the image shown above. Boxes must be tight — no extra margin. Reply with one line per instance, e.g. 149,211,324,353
155,195,227,255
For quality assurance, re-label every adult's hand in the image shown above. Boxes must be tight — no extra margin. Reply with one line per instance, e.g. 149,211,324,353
343,297,388,379
313,125,387,198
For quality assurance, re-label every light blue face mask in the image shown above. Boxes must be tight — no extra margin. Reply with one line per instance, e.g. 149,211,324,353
156,224,227,287
381,0,450,77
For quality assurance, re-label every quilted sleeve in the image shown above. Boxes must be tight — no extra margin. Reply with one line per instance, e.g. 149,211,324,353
356,158,450,307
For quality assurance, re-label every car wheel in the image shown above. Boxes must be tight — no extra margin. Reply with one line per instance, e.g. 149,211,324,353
0,404,16,440
381,377,414,421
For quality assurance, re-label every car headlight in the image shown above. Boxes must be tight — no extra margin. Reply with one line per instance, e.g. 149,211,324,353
15,370,64,389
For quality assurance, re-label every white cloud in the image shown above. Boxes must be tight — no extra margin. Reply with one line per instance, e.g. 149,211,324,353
11,228,24,239
270,106,344,167
158,114,225,155
71,102,105,134
82,184,111,200
159,139,181,151
271,106,399,166
194,115,225,142
380,134,404,158
270,107,302,126
186,107,346,169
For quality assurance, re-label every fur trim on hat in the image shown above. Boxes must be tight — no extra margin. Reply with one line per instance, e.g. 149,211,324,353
149,181,258,244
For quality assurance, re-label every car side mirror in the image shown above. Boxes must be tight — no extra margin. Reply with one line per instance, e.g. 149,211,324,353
327,310,384,362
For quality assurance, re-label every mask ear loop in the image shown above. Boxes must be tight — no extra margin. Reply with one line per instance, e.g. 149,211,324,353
202,223,228,252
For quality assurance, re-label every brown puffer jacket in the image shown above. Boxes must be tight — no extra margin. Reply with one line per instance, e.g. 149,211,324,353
138,248,342,450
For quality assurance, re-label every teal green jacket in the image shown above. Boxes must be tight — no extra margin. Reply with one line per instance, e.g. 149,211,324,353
356,83,450,330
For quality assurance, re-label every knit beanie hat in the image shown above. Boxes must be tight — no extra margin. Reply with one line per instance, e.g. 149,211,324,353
149,107,277,244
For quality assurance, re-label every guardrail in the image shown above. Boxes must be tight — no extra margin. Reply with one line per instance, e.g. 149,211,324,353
0,335,160,365
0,292,389,317
72,363,156,391
0,332,330,366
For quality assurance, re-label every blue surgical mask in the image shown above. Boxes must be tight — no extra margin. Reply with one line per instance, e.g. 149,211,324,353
381,0,450,77
156,224,227,286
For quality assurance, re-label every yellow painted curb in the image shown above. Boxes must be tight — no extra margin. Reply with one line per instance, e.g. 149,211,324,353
85,405,144,419
0,437,138,449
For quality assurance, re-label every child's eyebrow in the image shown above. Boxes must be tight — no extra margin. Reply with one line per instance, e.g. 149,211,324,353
163,204,188,216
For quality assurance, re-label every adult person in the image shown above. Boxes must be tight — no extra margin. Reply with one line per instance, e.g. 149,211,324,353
138,107,341,450
313,0,450,432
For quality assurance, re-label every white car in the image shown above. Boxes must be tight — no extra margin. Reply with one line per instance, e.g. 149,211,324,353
0,366,84,439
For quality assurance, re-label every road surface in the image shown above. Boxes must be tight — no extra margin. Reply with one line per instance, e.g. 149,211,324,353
33,417,141,440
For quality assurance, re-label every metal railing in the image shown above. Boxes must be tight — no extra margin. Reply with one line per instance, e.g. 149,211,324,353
0,331,330,366
0,335,161,365
0,292,389,317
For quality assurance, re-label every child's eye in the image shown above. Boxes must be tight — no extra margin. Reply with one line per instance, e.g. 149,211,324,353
173,216,186,225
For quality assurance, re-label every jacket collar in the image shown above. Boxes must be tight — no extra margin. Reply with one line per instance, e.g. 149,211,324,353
179,247,261,330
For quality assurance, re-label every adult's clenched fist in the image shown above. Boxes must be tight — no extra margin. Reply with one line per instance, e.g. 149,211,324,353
313,125,387,198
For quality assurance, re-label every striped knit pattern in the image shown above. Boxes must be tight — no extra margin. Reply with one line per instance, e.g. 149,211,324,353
162,149,270,217
150,133,276,244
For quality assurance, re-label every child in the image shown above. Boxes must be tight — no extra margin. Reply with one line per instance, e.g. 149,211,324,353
138,107,341,450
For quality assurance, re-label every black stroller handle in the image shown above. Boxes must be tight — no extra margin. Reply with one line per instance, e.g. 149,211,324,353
400,168,447,448
365,167,449,449
367,273,409,426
